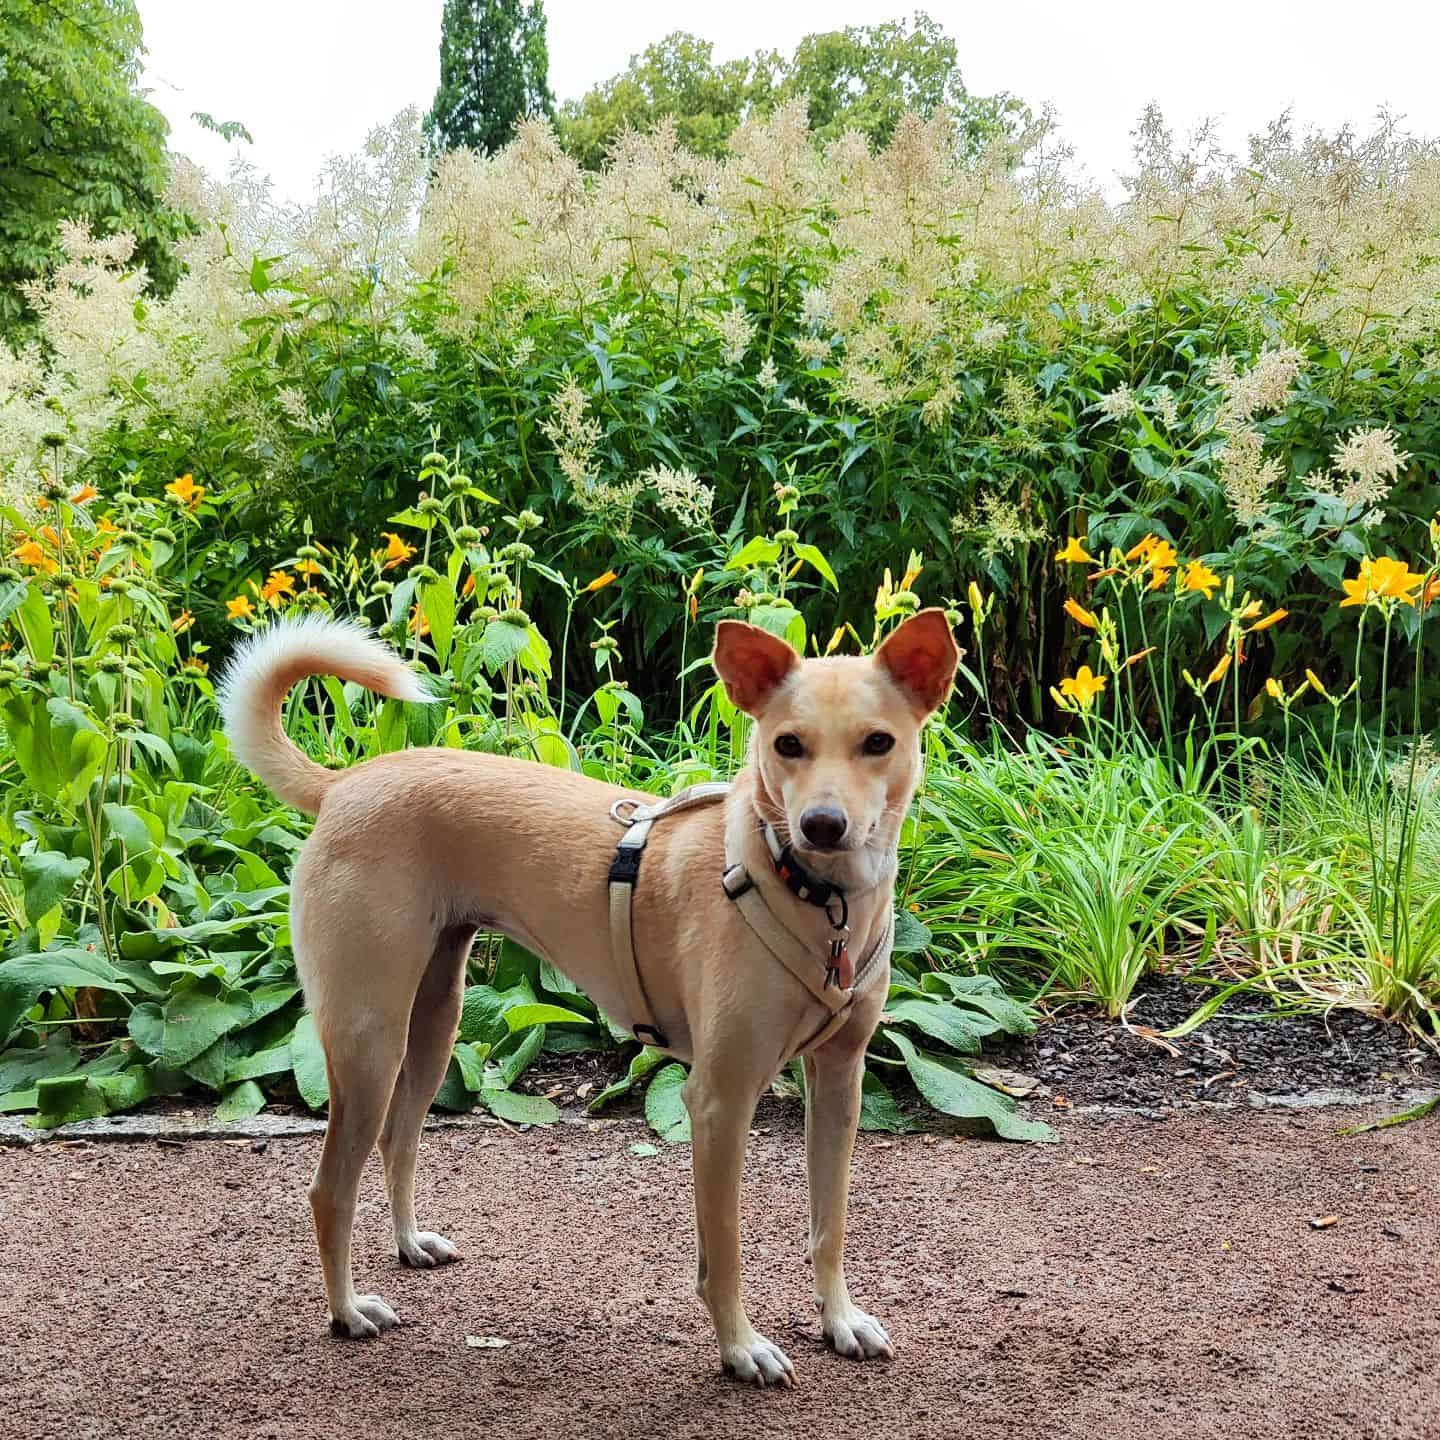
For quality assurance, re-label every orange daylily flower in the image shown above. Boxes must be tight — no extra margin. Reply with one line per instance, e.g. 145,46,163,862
1180,560,1220,599
293,558,323,577
13,540,57,574
1147,567,1172,591
260,570,295,606
1248,608,1288,633
70,484,99,505
898,551,924,592
226,595,255,620
1341,556,1426,608
585,570,619,593
689,593,699,622
1055,536,1094,565
1059,665,1107,708
1207,653,1233,685
172,609,195,634
166,473,205,508
1147,539,1178,572
1124,647,1156,668
461,573,477,599
380,532,416,570
1064,597,1098,629
409,602,430,636
1126,534,1158,562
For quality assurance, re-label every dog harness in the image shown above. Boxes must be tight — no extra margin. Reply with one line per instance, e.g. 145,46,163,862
607,784,893,1055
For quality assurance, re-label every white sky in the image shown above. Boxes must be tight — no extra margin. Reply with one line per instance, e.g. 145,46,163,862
138,0,1440,204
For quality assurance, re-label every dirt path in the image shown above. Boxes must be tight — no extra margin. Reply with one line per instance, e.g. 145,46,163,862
1,1106,1436,1440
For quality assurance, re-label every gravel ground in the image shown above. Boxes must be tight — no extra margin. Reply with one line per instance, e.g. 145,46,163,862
1,1103,1437,1440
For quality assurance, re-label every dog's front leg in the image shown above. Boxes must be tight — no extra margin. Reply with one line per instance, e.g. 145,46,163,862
803,1037,894,1361
683,1065,795,1387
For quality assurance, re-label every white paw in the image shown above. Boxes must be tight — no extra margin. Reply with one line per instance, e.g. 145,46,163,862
821,1303,893,1360
720,1332,795,1388
397,1230,459,1269
330,1293,401,1339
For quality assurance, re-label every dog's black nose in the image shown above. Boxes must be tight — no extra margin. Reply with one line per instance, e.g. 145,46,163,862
799,807,848,850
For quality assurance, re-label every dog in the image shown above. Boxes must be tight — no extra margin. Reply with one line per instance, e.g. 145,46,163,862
219,607,958,1386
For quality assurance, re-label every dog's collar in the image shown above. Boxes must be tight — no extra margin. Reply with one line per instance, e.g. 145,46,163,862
761,823,848,928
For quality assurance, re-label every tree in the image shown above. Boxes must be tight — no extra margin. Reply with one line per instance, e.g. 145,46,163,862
777,14,1027,153
0,0,188,336
554,12,1028,169
425,0,554,156
555,33,776,171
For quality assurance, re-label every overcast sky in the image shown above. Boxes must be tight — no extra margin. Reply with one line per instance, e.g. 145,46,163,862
137,0,1440,204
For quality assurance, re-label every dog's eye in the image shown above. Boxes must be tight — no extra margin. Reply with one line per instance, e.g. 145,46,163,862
774,733,805,759
862,731,895,756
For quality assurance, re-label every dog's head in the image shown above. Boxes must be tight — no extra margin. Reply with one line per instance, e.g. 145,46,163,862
712,609,959,889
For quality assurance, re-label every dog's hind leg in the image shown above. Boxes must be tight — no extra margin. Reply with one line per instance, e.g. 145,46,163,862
303,922,418,1339
379,924,472,1269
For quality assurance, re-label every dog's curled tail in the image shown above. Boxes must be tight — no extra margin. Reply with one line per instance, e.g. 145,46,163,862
219,616,432,814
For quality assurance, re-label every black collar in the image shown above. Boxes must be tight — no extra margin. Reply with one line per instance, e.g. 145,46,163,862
762,823,849,928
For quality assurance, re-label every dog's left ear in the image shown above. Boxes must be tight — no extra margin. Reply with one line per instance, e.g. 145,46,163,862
713,620,799,715
875,608,960,717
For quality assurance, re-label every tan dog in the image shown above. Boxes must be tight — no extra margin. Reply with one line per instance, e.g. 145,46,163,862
220,608,958,1386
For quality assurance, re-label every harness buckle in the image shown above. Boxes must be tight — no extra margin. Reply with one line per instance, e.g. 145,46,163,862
608,845,644,886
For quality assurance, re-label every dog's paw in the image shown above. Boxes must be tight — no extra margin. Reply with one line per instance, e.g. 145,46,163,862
720,1332,795,1388
397,1230,459,1269
821,1303,893,1361
329,1293,401,1339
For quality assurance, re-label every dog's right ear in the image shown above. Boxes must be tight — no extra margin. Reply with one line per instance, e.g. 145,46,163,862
712,621,799,715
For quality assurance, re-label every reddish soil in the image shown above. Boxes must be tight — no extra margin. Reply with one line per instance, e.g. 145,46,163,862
1,1106,1437,1440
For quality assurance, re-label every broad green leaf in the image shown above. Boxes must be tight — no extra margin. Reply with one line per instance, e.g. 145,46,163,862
20,851,89,924
479,618,530,673
886,1031,1055,1143
503,1002,594,1032
216,1081,267,1123
791,542,838,589
481,1089,559,1125
0,1032,80,1093
725,536,781,571
290,1012,330,1110
31,1074,107,1128
919,973,1036,1036
892,907,933,955
491,1024,544,1089
160,980,253,1067
420,578,456,667
458,981,537,1045
645,1063,692,1144
226,1041,293,1083
881,997,985,1054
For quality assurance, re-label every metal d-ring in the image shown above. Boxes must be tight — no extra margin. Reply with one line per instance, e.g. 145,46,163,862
609,796,643,826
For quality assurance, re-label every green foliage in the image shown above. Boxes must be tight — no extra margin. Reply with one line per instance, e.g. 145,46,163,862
0,0,188,335
554,13,1024,168
0,463,1045,1139
775,13,1028,152
425,0,554,155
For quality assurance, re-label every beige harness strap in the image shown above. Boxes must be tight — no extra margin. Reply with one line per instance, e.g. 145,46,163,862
607,783,893,1057
608,783,731,1048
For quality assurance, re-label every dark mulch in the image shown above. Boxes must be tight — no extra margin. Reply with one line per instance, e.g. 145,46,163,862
988,975,1440,1112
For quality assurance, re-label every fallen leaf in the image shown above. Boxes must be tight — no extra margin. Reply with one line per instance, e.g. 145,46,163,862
1052,1095,1073,1109
629,1142,658,1158
465,1335,509,1349
972,1065,1041,1097
1310,1214,1338,1230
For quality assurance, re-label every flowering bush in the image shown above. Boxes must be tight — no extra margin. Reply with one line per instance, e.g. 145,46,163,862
2,105,1439,724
